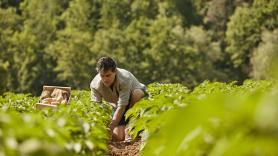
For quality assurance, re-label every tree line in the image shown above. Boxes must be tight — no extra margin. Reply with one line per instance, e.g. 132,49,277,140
0,0,277,95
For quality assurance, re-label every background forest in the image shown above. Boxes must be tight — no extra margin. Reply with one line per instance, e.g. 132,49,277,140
1,0,278,95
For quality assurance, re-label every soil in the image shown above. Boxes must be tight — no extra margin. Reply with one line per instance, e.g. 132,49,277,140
109,138,141,156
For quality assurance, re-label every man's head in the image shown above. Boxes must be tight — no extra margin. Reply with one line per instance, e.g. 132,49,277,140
96,57,117,87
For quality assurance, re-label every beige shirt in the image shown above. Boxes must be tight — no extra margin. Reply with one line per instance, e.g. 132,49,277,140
90,68,145,107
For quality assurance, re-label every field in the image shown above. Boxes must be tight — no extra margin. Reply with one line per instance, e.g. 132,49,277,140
1,80,278,156
1,0,278,155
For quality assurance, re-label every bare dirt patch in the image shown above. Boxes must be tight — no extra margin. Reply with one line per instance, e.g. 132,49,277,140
109,138,141,156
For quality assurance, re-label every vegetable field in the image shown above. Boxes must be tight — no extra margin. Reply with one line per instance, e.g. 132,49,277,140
0,91,111,156
1,80,278,156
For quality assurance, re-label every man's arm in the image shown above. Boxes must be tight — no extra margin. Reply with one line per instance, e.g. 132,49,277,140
110,105,126,129
110,79,132,129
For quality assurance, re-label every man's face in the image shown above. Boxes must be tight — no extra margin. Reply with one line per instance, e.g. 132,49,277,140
99,69,116,87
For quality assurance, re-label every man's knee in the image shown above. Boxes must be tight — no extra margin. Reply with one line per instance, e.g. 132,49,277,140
116,134,125,141
113,126,125,141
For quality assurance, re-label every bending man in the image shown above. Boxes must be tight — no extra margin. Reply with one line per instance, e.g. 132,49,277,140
90,57,147,141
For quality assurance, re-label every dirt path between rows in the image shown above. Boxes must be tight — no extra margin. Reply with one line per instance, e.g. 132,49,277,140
109,138,141,156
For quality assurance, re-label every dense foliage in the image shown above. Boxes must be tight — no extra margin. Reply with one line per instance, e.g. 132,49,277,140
1,81,278,155
1,0,277,94
126,80,278,155
0,91,111,155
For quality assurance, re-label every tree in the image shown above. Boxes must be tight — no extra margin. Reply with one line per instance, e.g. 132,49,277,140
47,0,96,88
0,60,8,93
98,0,132,29
91,1,224,87
147,22,223,86
0,7,22,92
251,29,278,79
6,0,66,94
0,0,20,8
226,0,278,79
46,29,94,88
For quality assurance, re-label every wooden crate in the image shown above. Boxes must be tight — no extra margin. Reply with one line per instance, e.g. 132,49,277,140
36,86,71,109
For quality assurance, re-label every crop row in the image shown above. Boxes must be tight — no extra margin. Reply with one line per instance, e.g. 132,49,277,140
0,91,111,156
126,80,278,156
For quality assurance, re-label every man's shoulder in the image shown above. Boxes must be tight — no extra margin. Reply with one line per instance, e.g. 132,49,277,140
90,74,102,89
117,68,133,83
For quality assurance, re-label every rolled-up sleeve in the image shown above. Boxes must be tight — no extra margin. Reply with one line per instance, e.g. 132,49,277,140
117,79,132,107
91,88,102,103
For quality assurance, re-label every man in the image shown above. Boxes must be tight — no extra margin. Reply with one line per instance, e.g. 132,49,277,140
90,57,147,141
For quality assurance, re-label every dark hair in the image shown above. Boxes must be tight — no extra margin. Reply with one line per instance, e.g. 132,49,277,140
96,57,117,72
